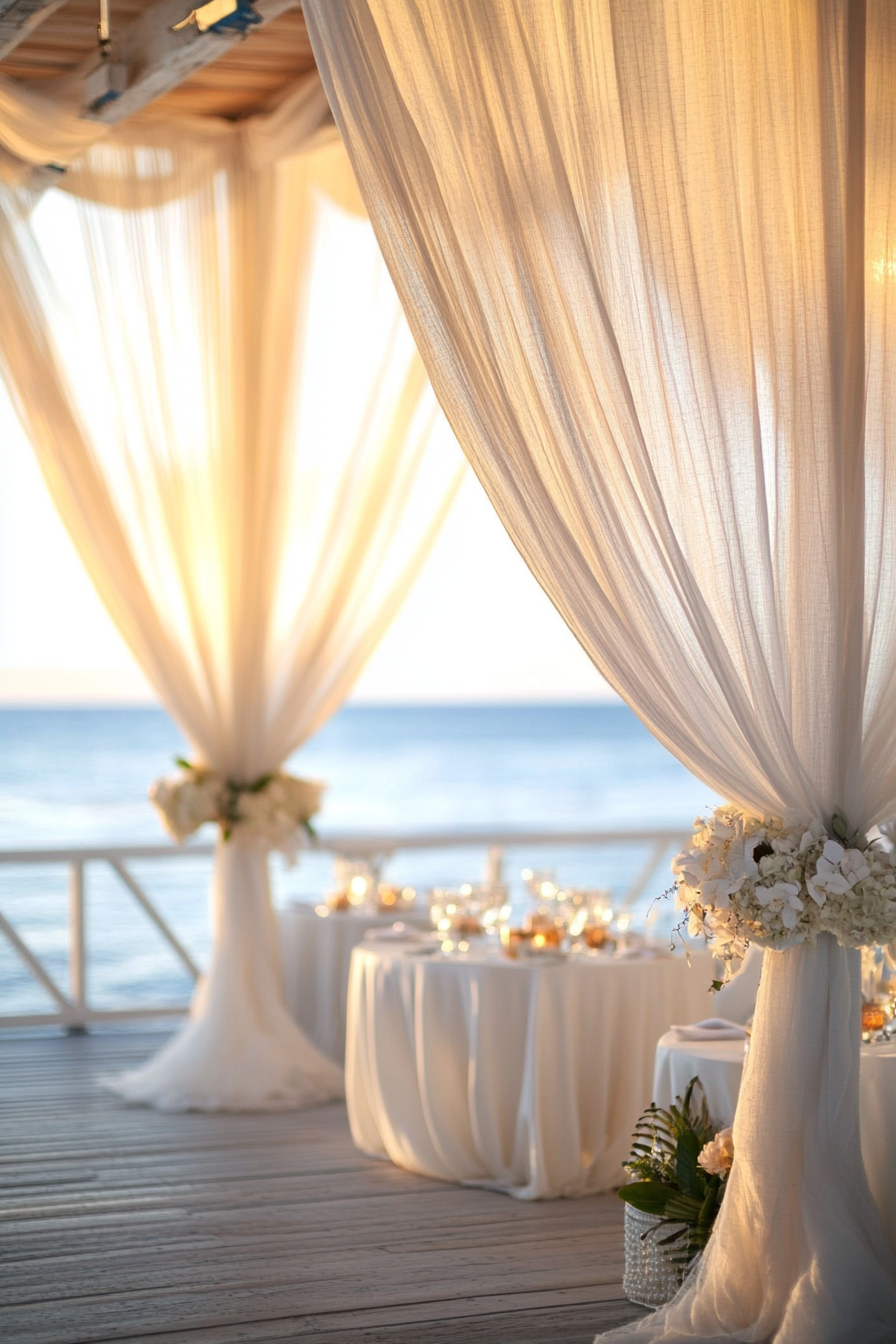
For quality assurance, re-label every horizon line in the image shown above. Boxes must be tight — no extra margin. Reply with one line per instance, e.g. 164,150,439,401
0,696,626,711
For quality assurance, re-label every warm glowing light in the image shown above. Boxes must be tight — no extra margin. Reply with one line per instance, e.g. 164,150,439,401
569,909,587,936
533,932,546,948
872,251,896,283
349,876,369,897
617,913,632,931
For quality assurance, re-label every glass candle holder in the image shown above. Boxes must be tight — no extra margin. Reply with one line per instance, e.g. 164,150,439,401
862,999,888,1041
581,924,614,950
328,858,377,911
567,889,615,951
521,867,558,902
430,885,491,946
501,909,566,960
375,883,417,914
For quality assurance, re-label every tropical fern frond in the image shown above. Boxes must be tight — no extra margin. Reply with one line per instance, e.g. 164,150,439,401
619,1076,729,1273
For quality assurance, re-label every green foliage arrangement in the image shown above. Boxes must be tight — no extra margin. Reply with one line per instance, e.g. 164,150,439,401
618,1077,731,1267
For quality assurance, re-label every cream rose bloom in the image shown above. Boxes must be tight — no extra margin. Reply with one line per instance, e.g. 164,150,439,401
698,1127,735,1177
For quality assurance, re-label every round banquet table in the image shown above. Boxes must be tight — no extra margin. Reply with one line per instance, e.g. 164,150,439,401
346,941,715,1199
653,1033,896,1250
278,903,429,1063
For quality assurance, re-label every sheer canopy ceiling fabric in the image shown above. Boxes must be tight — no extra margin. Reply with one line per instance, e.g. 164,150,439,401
306,0,896,1336
0,73,464,1110
0,72,108,186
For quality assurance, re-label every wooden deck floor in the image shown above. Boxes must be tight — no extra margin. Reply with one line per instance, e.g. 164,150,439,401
0,1032,647,1344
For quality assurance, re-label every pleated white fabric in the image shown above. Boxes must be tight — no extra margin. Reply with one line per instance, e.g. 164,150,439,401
347,945,714,1200
0,75,464,1110
117,837,342,1112
305,0,896,1333
278,904,429,1063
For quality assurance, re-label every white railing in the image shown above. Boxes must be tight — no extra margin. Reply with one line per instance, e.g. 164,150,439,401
0,828,688,1032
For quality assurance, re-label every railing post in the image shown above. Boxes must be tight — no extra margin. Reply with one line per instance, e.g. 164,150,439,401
486,845,504,888
67,861,88,1035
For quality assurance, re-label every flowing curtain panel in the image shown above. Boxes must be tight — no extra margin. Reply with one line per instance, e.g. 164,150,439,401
0,72,109,186
0,77,464,1110
305,0,896,1336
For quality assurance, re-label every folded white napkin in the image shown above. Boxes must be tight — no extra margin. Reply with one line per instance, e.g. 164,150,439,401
671,1017,748,1041
363,923,427,943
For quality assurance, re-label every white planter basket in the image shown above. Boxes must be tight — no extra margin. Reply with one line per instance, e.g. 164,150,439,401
622,1203,691,1309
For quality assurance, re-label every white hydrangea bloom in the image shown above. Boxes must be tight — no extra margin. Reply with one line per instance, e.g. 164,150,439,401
149,766,324,860
671,804,896,964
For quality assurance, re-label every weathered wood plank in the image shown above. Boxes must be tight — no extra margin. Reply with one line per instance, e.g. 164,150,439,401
0,1031,645,1343
0,0,66,61
118,1294,646,1344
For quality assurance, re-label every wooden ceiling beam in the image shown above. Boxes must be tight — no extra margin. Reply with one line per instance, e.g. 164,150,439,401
63,0,299,125
0,0,68,61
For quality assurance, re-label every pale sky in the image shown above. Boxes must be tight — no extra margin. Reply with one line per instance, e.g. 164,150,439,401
0,376,616,706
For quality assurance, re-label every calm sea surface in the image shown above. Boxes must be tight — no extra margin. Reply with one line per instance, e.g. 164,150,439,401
0,704,720,1017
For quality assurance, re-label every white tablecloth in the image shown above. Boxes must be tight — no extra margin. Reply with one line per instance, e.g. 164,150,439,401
653,1034,896,1251
346,942,714,1199
278,904,428,1063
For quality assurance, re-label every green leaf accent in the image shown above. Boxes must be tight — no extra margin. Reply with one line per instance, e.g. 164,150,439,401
618,1180,675,1216
711,979,724,993
655,1224,691,1247
248,774,274,794
831,811,850,842
174,756,195,771
664,1190,704,1222
303,818,318,842
619,1076,725,1271
674,1128,706,1198
697,1182,721,1227
222,826,232,841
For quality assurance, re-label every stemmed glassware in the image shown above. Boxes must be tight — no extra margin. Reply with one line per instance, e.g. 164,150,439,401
430,883,510,952
565,888,616,951
323,858,416,915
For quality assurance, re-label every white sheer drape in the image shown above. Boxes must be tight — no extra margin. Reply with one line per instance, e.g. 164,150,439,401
306,0,896,1335
0,76,464,1110
0,72,108,186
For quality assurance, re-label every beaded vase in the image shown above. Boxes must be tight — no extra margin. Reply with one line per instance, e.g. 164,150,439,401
622,1203,690,1309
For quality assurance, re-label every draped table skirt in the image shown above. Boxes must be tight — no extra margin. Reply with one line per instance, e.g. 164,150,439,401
653,1033,896,1253
346,942,714,1199
278,904,430,1063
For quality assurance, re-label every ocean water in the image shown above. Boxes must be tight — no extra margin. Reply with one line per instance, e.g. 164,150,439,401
0,704,720,1018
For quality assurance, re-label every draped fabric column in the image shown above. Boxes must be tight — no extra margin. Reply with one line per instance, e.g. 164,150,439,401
305,0,896,1336
0,75,464,1110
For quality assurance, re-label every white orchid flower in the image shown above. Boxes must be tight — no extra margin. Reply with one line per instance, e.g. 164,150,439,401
799,820,828,853
700,875,747,909
841,848,871,884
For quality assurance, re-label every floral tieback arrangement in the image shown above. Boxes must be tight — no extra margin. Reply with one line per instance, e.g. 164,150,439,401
149,758,324,861
672,805,896,971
